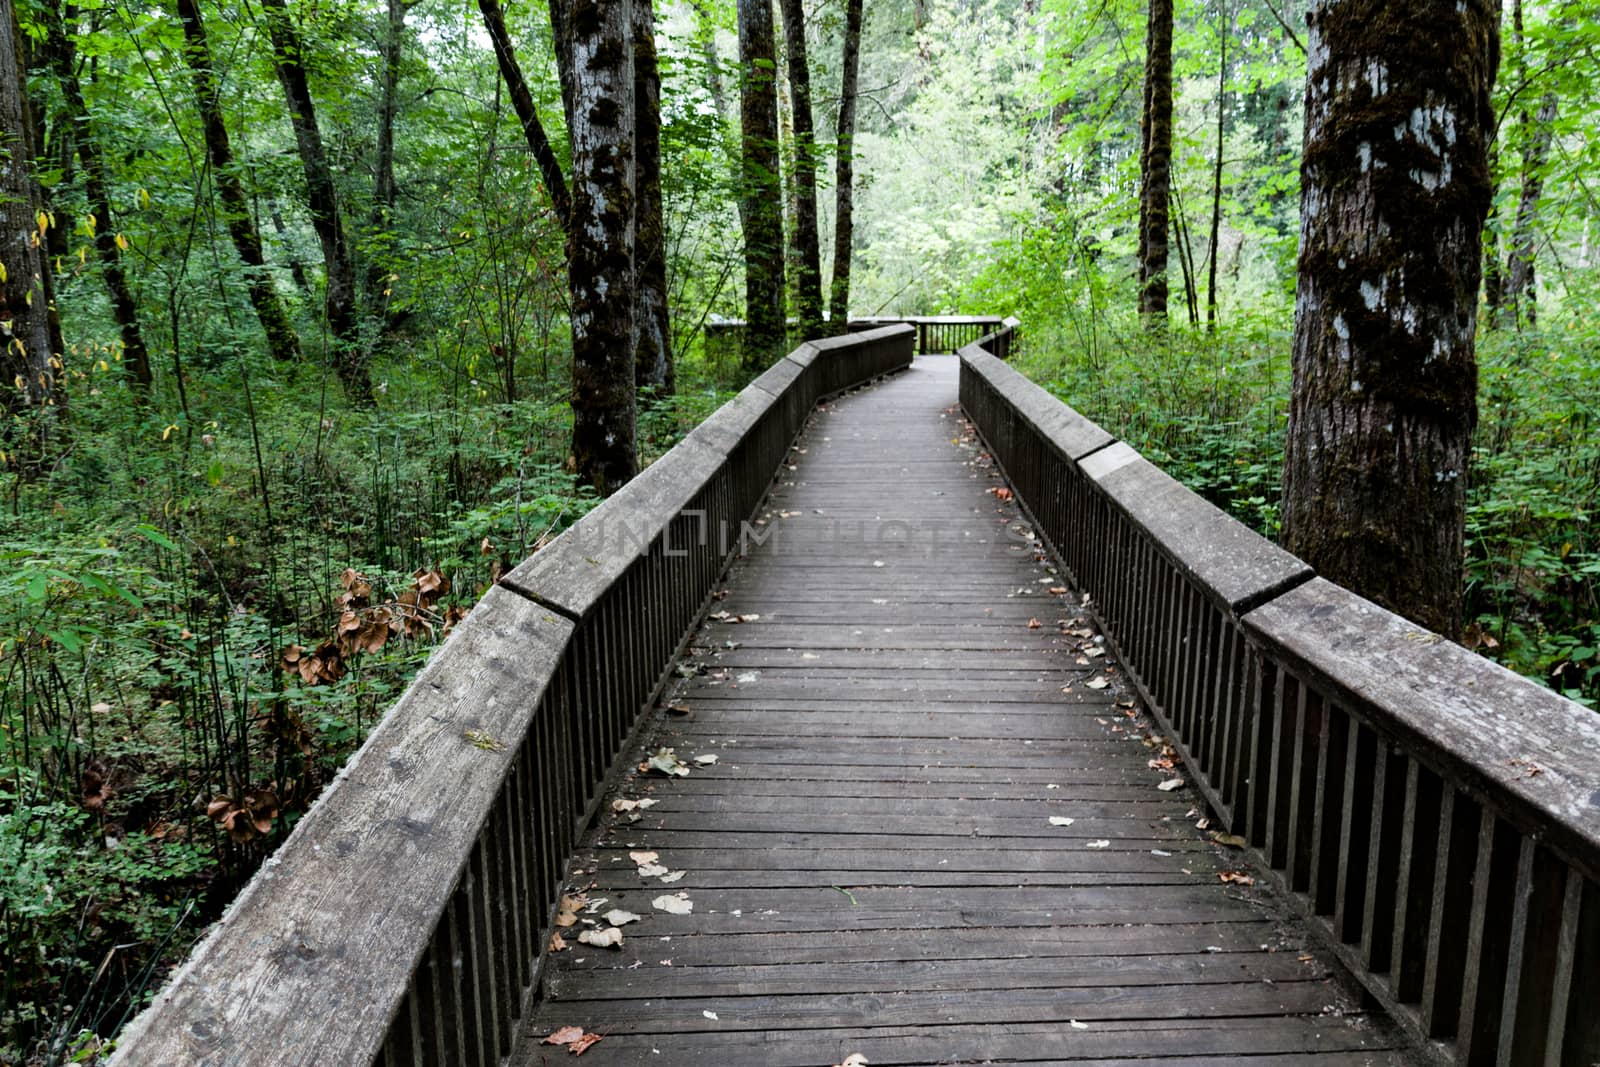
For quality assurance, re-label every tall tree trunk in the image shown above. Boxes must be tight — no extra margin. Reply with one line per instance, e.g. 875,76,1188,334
1205,0,1229,330
1280,0,1498,639
269,198,313,295
1504,92,1556,327
738,0,784,366
690,0,728,123
1137,0,1173,323
366,0,410,330
479,0,571,227
826,0,861,333
175,0,303,365
556,0,637,494
1482,141,1505,320
779,0,821,338
633,0,671,394
259,0,372,405
1172,190,1200,326
43,1,154,391
1,0,65,421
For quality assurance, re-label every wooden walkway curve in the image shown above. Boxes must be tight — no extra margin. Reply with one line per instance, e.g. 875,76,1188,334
525,356,1415,1064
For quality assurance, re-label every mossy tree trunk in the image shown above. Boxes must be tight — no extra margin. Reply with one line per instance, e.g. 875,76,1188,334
260,0,373,406
43,0,153,392
633,0,672,395
176,0,303,366
779,0,822,339
1,0,65,420
1281,0,1499,639
1136,0,1173,323
737,0,785,367
558,0,637,495
826,0,862,334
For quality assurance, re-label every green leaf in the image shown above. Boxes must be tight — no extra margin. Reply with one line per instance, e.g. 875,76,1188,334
135,524,180,551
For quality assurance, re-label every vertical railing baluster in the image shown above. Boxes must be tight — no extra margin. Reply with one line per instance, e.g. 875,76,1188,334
1391,760,1442,1004
1423,787,1482,1039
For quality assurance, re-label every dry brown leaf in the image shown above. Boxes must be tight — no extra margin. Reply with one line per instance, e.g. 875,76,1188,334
1219,871,1256,886
543,1026,584,1046
548,932,568,952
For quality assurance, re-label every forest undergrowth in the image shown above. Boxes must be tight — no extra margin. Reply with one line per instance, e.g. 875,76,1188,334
0,345,735,1065
1006,306,1600,712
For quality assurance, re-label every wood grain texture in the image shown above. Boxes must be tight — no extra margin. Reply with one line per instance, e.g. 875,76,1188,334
1084,446,1312,613
1244,578,1600,885
113,588,572,1066
960,343,1114,460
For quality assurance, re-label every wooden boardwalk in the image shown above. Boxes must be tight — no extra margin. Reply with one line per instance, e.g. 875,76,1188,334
525,356,1414,1065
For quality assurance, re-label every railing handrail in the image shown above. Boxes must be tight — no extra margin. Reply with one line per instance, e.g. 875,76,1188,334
956,328,1599,1065
112,324,916,1066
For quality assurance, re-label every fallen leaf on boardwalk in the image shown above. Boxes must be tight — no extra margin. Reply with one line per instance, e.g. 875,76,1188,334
1211,831,1248,849
613,798,658,812
659,870,687,883
548,933,568,952
544,1026,584,1046
694,754,719,765
1048,816,1075,826
1151,849,1172,857
1085,840,1111,849
1027,618,1042,629
1048,587,1069,595
1084,677,1109,690
1157,778,1185,792
603,909,643,926
638,863,669,877
654,893,694,914
987,487,1014,501
1219,871,1256,886
578,927,623,949
835,1055,870,1067
630,851,660,865
643,748,691,777
666,703,693,715
1148,757,1176,772
569,1032,602,1054
702,1010,719,1020
554,895,586,927
1070,1020,1089,1030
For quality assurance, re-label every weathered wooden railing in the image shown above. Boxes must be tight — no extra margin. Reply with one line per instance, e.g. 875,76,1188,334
703,315,1014,360
959,324,1599,1066
847,314,1017,355
110,325,916,1067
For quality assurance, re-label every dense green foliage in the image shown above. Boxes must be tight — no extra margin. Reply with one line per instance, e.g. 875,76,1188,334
2,0,1597,1059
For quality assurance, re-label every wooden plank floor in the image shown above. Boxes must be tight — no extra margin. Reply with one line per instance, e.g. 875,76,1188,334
522,356,1415,1065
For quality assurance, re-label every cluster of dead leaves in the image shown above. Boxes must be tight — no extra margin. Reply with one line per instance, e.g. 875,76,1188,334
204,785,285,843
280,568,466,686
